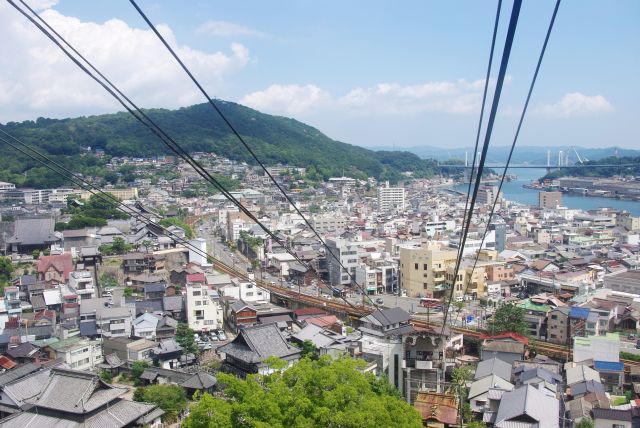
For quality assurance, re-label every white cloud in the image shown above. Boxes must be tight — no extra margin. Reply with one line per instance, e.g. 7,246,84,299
197,20,265,37
240,84,331,115
537,92,614,117
241,78,496,117
0,3,250,122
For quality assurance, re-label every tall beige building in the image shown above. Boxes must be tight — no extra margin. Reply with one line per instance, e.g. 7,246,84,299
399,243,456,298
399,242,486,299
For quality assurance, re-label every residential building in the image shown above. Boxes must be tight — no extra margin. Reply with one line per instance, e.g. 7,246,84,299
378,182,405,213
103,337,156,362
399,242,457,298
68,270,96,300
185,283,224,332
491,384,559,427
539,191,563,209
132,313,160,340
79,298,135,338
311,214,347,234
46,337,103,371
36,252,73,283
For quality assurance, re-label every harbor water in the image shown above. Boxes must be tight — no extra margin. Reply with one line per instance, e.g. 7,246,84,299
453,168,640,216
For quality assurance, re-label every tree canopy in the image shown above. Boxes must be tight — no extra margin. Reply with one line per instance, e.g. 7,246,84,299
56,194,129,231
488,303,528,336
175,323,198,355
182,356,422,428
134,384,187,422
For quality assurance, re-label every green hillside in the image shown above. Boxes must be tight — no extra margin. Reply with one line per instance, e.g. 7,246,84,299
0,101,439,187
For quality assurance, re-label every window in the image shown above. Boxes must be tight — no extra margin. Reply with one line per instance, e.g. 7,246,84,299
423,264,428,270
246,292,254,297
613,425,625,428
203,299,209,305
195,300,202,306
204,320,215,325
246,283,253,289
414,263,418,270
192,290,201,296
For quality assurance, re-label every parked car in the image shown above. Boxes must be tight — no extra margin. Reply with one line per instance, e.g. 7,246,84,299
375,297,384,305
217,330,227,341
636,340,640,349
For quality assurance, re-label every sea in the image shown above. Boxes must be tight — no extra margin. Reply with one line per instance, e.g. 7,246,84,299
452,168,640,216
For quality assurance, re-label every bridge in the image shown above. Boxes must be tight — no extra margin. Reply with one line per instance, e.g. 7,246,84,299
441,163,637,169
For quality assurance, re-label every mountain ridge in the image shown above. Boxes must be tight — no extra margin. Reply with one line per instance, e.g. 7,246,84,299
0,101,439,185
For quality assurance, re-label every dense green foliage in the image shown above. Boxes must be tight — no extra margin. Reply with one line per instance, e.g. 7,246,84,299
621,351,640,362
182,356,422,428
158,217,194,239
134,384,187,422
0,257,14,296
1,102,440,184
56,194,129,231
99,236,134,255
488,304,528,336
543,156,640,181
130,360,149,385
175,323,198,355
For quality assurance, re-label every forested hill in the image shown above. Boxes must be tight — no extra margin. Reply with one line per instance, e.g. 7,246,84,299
0,101,440,186
543,156,640,180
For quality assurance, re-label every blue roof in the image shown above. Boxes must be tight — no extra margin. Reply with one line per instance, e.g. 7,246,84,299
569,307,590,320
594,360,624,372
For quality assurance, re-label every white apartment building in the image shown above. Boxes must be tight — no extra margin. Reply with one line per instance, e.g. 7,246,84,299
68,271,96,300
186,284,224,332
311,214,348,234
220,279,270,302
50,337,103,371
378,182,405,213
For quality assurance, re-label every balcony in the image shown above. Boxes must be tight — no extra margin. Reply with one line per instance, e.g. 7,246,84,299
404,358,441,369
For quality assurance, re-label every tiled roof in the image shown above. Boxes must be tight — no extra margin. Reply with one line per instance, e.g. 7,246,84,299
36,253,73,281
218,323,300,364
27,368,125,414
180,372,217,390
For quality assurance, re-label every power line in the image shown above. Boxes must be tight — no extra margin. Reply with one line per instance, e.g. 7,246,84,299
459,0,503,264
8,0,317,280
0,129,215,267
441,0,523,335
0,127,366,314
453,0,562,327
128,0,388,315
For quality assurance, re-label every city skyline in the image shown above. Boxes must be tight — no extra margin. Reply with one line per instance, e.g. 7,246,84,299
0,0,638,149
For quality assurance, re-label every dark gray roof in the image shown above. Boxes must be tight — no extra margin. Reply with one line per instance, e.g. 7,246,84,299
474,357,512,382
162,295,183,312
592,408,632,422
570,380,605,397
218,323,301,364
79,320,98,337
153,338,182,355
135,299,163,315
139,369,158,381
5,342,39,359
6,217,58,245
494,384,559,427
26,368,125,414
230,300,255,313
15,275,37,286
144,282,166,293
180,372,217,389
361,307,411,327
29,294,46,311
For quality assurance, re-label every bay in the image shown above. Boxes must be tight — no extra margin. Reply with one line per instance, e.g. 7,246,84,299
453,168,640,216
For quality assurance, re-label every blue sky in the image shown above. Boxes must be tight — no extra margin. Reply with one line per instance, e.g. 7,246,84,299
1,0,638,150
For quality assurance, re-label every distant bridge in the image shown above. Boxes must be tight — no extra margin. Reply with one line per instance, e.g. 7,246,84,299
440,163,637,169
